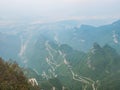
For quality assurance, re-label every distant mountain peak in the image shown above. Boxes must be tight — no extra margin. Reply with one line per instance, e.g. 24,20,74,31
90,43,103,54
112,19,120,25
80,24,96,30
93,42,101,49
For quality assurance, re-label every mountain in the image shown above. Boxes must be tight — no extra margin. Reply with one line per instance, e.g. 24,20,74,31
0,20,120,90
1,19,120,59
0,57,30,90
23,42,120,90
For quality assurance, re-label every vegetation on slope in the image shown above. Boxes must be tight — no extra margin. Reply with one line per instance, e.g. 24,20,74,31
0,57,30,90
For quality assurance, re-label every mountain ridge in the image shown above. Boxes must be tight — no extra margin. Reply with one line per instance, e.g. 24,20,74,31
0,19,120,90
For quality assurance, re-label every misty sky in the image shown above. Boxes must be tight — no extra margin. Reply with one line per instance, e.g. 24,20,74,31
0,0,120,25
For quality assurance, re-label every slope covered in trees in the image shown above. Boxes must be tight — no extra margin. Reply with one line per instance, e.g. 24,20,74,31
0,57,30,90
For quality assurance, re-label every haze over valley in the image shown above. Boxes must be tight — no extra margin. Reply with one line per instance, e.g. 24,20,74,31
0,0,120,90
